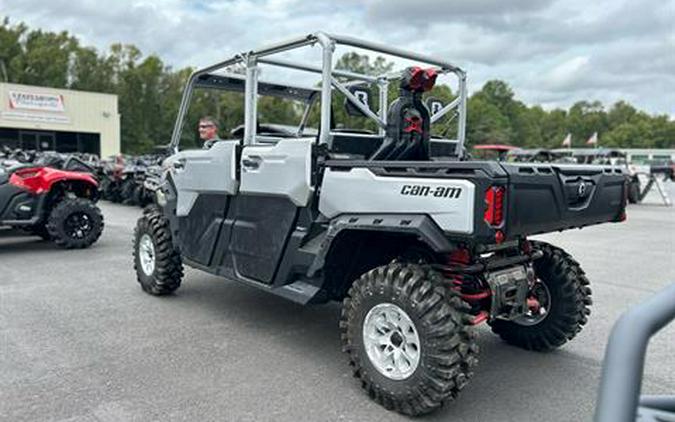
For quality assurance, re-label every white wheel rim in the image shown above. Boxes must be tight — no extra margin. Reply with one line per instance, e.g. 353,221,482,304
362,303,421,381
139,234,156,276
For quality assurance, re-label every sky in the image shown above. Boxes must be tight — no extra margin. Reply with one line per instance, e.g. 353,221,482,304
1,0,673,116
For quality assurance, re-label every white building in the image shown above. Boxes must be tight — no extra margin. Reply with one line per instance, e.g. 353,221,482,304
0,82,120,157
620,148,675,163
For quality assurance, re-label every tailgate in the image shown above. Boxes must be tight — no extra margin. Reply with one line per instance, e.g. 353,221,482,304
502,163,626,236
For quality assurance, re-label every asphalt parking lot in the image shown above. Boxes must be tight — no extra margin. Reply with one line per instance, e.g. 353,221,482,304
1,183,673,422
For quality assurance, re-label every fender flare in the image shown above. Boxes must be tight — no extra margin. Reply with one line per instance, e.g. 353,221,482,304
307,213,454,277
9,167,98,195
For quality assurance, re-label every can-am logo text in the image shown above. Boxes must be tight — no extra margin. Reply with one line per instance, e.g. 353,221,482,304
400,184,462,199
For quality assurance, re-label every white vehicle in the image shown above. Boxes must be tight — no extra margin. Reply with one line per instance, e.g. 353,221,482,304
132,33,627,416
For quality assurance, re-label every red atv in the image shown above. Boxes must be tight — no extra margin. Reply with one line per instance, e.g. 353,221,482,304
0,158,104,248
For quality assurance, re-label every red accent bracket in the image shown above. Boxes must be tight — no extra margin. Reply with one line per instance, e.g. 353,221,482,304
403,116,423,134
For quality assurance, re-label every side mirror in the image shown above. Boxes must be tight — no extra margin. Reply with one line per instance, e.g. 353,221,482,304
344,85,373,117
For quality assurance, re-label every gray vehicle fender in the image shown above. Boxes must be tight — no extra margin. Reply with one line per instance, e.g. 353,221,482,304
307,214,454,277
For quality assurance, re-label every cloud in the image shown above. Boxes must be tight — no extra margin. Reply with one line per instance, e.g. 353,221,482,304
541,56,591,91
367,0,554,21
1,0,673,115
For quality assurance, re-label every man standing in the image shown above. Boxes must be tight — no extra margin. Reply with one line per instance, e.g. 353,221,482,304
198,116,220,149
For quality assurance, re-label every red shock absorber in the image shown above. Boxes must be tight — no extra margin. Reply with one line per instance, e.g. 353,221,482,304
443,249,492,326
444,249,491,301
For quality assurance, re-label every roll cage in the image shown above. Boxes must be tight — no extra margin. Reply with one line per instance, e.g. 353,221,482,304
169,32,467,155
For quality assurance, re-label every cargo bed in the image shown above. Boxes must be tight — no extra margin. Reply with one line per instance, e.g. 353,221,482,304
322,159,627,243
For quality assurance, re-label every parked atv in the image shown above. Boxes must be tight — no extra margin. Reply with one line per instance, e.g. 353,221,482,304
98,155,126,203
132,33,627,416
0,160,104,248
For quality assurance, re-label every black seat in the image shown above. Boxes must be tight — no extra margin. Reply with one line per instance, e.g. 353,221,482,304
369,67,437,161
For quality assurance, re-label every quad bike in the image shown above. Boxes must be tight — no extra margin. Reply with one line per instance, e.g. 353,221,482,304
132,33,627,416
98,155,126,203
0,157,104,248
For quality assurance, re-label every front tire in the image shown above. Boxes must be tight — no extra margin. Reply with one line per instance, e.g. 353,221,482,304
490,241,592,351
46,198,104,249
340,263,478,416
133,207,183,295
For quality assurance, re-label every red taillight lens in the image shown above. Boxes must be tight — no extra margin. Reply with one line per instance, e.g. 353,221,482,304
484,186,506,227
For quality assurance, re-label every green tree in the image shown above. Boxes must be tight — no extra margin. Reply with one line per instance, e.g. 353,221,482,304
69,47,115,93
0,18,26,82
10,28,78,88
466,96,511,145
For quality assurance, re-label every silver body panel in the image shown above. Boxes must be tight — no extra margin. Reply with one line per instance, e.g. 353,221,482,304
319,168,475,234
166,140,239,217
239,138,314,206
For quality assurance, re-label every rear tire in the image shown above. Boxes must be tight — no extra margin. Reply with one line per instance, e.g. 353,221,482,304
133,207,183,295
121,179,137,205
340,263,478,416
46,198,104,249
628,179,640,204
490,241,592,351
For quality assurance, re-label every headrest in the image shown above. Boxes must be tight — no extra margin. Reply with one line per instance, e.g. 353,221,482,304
400,67,438,93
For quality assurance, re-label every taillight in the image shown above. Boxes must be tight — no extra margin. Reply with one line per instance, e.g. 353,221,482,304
484,186,506,227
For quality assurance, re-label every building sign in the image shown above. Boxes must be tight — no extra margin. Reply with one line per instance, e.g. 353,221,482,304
8,90,65,112
1,111,70,124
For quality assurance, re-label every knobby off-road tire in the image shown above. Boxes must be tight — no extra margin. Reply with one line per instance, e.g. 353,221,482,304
133,207,183,295
628,179,640,204
121,179,137,206
46,198,104,249
340,263,478,416
490,241,592,352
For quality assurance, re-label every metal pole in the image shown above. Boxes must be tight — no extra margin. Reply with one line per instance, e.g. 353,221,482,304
296,93,318,137
317,33,334,146
258,57,378,83
244,55,258,146
378,80,388,136
456,71,467,155
169,73,196,150
243,34,317,59
325,32,463,73
430,96,461,124
594,283,675,422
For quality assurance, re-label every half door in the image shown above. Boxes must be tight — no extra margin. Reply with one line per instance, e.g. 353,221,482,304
167,140,239,265
229,138,314,283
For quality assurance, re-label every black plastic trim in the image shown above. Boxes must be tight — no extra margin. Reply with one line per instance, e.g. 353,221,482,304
307,214,454,277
